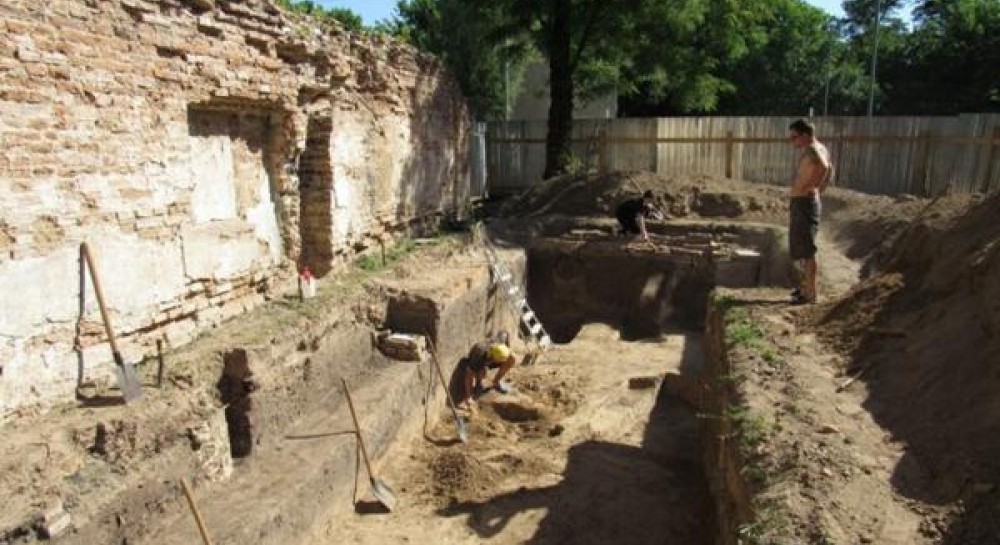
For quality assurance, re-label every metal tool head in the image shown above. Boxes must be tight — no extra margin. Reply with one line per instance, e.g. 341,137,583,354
371,477,397,512
457,416,469,444
112,352,143,403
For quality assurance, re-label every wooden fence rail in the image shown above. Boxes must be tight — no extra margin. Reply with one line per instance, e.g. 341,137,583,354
486,115,1000,196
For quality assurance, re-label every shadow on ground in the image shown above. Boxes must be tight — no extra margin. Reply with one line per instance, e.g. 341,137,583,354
437,380,714,544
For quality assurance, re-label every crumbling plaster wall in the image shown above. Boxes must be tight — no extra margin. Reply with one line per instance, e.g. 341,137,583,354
0,0,471,416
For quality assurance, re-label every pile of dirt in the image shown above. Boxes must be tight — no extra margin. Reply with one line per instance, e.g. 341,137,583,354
498,171,790,222
427,451,500,501
805,191,1000,542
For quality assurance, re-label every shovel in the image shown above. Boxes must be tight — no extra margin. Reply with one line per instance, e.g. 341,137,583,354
424,336,469,443
341,378,397,512
80,243,143,403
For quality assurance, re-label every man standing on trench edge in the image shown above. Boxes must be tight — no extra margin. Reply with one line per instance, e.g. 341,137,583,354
787,118,833,305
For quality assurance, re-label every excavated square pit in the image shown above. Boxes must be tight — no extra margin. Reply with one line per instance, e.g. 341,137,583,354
524,219,788,342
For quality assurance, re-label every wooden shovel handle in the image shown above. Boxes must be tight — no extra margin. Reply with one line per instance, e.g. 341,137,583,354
341,378,376,478
180,478,215,545
80,243,120,356
424,336,462,419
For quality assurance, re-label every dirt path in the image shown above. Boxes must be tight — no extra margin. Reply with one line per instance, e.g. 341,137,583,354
311,324,713,544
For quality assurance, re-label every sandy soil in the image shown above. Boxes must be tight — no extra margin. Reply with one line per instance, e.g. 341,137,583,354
4,169,996,545
312,324,713,545
492,171,997,543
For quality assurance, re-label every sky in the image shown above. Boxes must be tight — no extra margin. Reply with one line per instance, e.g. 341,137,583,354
316,0,398,25
315,0,849,26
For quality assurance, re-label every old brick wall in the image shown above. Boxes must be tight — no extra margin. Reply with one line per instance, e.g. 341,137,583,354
0,0,471,416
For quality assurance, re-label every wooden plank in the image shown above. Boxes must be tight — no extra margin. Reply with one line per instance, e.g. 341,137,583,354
978,127,1000,193
911,130,931,196
484,116,1000,194
725,131,734,178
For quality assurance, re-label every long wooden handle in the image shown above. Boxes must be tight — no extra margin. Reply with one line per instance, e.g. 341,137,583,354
341,378,375,478
425,337,462,420
180,478,214,545
80,243,120,356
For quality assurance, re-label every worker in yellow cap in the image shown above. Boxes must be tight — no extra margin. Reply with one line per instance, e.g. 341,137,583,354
460,331,516,409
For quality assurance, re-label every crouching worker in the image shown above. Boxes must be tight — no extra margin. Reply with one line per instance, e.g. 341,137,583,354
460,333,516,409
615,190,663,241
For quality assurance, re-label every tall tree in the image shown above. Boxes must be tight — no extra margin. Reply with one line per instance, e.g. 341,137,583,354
385,0,530,120
840,0,911,113
841,0,909,36
880,0,1000,113
494,0,759,177
651,0,866,115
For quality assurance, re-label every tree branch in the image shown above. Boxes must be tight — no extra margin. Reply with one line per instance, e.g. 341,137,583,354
570,0,606,71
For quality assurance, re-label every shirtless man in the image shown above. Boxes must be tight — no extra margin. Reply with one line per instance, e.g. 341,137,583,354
787,119,833,304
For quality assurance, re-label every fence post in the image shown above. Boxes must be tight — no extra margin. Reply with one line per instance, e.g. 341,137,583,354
911,130,932,196
597,128,609,174
725,131,734,179
977,127,999,193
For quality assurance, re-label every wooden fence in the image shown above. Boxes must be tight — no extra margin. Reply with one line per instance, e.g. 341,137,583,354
487,114,1000,196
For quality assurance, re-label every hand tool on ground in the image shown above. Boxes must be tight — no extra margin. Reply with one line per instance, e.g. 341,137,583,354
424,336,469,443
341,377,397,511
156,338,166,388
80,242,143,403
180,478,215,545
836,361,875,393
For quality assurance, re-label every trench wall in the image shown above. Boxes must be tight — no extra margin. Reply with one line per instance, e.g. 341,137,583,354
702,297,755,545
527,240,714,341
0,0,471,416
41,246,518,544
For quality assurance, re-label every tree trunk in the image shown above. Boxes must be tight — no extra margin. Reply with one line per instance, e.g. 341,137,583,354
543,0,573,179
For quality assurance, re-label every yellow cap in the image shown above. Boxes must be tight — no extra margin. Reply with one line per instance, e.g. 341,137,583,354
488,343,511,362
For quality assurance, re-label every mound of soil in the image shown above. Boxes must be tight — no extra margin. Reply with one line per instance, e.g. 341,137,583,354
498,171,790,221
806,191,1000,542
429,451,500,501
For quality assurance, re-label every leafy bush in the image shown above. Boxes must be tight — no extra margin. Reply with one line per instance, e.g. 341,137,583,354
273,0,365,33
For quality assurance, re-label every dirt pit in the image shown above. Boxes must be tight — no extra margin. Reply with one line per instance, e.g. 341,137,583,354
4,171,996,545
311,324,714,545
312,173,997,545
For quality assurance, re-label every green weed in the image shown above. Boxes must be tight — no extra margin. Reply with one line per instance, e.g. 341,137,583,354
354,237,423,272
738,504,786,545
725,308,785,369
727,406,771,450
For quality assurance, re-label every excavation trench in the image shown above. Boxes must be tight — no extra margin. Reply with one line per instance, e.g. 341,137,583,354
310,223,781,545
32,227,774,545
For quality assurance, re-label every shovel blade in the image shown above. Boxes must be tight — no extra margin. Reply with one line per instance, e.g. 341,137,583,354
456,417,469,444
371,478,397,512
113,357,143,404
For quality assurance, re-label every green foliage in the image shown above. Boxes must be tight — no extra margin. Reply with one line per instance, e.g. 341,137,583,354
561,150,589,176
273,0,365,33
841,0,910,37
741,463,769,488
386,0,530,120
713,293,739,309
724,308,784,369
712,0,862,114
727,406,771,450
880,0,1000,113
354,237,421,272
737,503,786,545
384,0,997,144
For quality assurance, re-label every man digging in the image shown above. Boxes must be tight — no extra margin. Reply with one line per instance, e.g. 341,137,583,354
615,190,664,242
459,332,516,411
